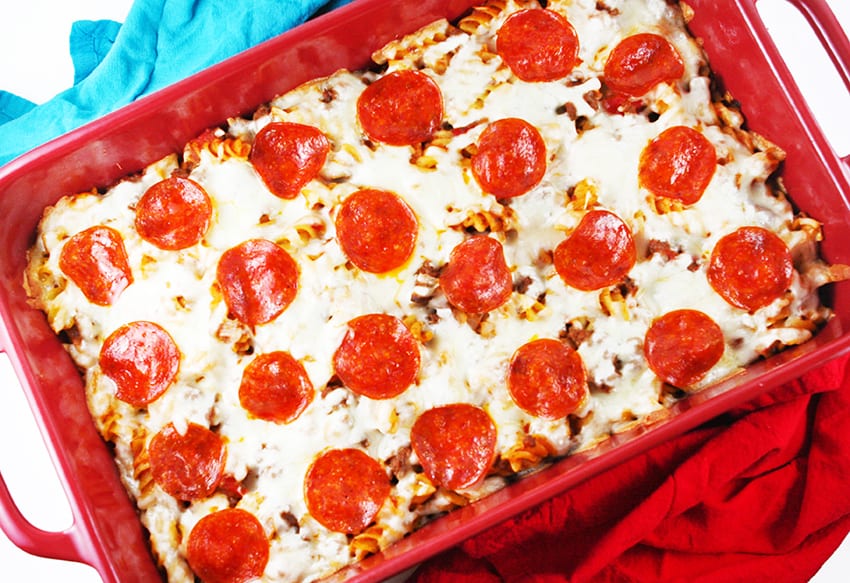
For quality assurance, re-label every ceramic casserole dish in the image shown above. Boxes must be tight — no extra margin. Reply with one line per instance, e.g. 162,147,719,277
0,0,849,581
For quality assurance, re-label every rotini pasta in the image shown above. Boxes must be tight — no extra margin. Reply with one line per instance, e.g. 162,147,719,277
498,434,557,474
456,0,509,34
22,0,848,581
182,128,251,169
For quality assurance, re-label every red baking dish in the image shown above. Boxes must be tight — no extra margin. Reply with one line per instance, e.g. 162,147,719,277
1,0,849,581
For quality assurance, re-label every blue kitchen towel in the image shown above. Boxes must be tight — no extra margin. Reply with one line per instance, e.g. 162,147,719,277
69,20,123,85
0,0,353,167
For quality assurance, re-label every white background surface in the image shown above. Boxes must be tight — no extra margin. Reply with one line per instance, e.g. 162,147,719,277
0,1,849,581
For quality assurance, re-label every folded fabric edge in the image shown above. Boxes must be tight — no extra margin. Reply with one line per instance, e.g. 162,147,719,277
0,91,36,125
70,20,123,85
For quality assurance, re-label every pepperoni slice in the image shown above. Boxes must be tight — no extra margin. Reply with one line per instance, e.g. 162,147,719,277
471,118,546,198
644,309,725,388
148,422,225,501
186,508,269,583
333,313,420,399
216,239,299,327
239,351,314,424
357,69,443,146
554,210,636,291
507,339,588,419
410,404,497,490
335,189,418,273
638,125,717,206
99,321,180,407
250,121,330,199
304,448,390,534
603,33,685,96
134,176,212,250
440,236,513,314
496,9,580,82
59,225,133,306
707,226,793,312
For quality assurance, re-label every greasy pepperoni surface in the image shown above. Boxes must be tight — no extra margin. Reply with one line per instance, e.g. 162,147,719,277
148,423,225,501
508,339,588,419
250,121,330,199
357,70,443,146
335,189,419,273
604,33,685,96
471,118,546,198
410,404,497,490
59,225,133,306
100,321,180,407
496,9,580,82
440,236,513,314
333,314,420,399
186,508,269,583
134,176,212,250
216,239,299,327
239,351,314,424
304,448,390,534
639,125,717,206
707,226,794,312
554,210,636,291
644,309,725,388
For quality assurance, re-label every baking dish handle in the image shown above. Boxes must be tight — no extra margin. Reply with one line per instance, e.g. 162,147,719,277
785,0,850,166
0,337,88,564
787,0,850,92
0,471,87,564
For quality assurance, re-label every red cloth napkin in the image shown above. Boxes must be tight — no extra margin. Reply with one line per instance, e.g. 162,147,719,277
412,353,850,583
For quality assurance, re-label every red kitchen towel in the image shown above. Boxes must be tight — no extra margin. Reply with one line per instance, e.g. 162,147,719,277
413,353,850,583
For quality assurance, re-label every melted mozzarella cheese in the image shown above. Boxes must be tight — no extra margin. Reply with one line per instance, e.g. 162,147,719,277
25,1,833,581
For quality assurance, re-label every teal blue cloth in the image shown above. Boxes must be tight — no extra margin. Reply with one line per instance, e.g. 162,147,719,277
0,0,352,167
70,20,123,85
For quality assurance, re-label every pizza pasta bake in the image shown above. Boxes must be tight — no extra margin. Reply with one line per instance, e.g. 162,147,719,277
24,0,848,581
